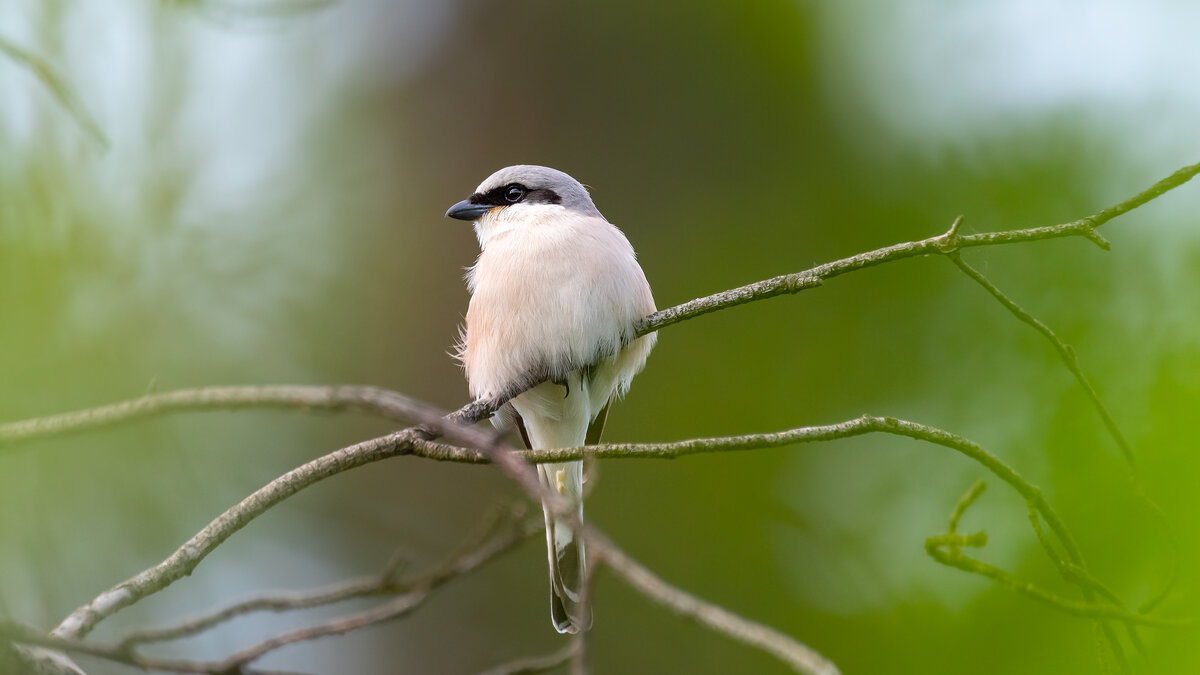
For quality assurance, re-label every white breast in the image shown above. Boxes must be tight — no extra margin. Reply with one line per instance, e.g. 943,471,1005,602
459,205,657,401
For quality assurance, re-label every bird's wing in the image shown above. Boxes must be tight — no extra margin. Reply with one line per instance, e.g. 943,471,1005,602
585,396,612,446
513,407,533,449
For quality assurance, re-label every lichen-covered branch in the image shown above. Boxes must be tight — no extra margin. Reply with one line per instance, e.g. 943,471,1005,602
635,159,1200,336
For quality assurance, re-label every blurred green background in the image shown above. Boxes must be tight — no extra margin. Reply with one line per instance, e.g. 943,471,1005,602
2,1,1198,673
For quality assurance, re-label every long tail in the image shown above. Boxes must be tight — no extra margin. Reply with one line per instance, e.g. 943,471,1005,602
537,460,592,634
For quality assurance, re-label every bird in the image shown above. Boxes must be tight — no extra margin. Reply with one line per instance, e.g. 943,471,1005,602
446,165,657,633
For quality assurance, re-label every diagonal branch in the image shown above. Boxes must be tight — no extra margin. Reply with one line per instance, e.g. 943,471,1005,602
118,504,531,649
635,159,1200,336
589,535,841,675
476,642,581,675
49,396,516,641
925,483,1188,628
946,249,1180,618
0,385,438,446
0,34,108,148
945,252,1136,468
188,513,541,673
4,509,540,674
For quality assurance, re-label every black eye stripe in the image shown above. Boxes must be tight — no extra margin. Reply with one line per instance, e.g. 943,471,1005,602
468,184,562,207
525,188,562,204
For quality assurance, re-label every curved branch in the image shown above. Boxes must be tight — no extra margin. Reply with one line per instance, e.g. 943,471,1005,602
0,385,434,446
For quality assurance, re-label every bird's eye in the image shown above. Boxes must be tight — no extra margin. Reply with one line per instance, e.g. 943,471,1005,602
504,185,525,203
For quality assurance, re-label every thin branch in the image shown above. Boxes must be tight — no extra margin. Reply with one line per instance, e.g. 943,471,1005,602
6,645,88,675
589,535,840,675
0,621,282,674
412,407,838,675
476,642,580,675
636,159,1200,336
199,515,541,673
38,409,1189,643
924,540,1185,627
6,512,539,674
118,503,524,648
50,396,517,641
1027,500,1140,617
117,553,410,648
946,252,1136,468
925,486,1187,629
513,419,1187,637
947,249,1180,620
948,479,988,535
0,34,108,148
0,385,438,446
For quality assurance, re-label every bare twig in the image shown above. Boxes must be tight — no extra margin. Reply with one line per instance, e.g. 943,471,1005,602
0,621,280,674
0,385,436,446
946,247,1179,644
925,539,1182,626
5,511,539,673
197,514,540,673
945,253,1136,468
49,395,516,641
118,504,524,648
636,159,1200,336
0,34,108,148
590,535,840,675
477,642,580,675
925,485,1187,628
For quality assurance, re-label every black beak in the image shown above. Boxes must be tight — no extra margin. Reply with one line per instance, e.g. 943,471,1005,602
445,199,493,221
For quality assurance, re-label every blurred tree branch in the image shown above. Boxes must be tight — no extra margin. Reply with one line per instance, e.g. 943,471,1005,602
1,507,539,674
2,160,1198,674
117,504,536,650
0,35,107,149
476,642,580,675
924,482,1187,627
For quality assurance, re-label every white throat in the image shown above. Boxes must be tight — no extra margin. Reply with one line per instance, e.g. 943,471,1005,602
473,204,571,249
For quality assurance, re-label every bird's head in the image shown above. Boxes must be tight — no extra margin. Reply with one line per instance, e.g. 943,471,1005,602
445,165,602,230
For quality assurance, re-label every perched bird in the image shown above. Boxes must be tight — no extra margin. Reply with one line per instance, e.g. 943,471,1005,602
446,165,657,633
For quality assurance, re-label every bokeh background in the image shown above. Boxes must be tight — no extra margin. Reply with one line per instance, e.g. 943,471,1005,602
2,1,1199,673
